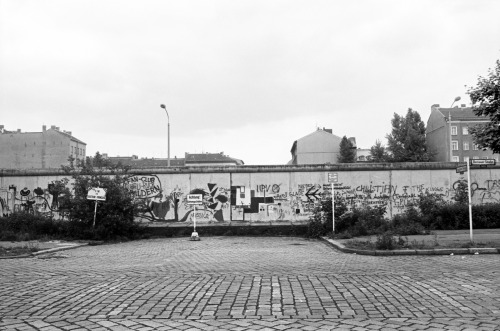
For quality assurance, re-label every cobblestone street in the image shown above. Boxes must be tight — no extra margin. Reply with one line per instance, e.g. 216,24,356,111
1,237,499,330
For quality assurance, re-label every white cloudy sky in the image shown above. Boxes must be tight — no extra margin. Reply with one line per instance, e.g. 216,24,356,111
1,0,499,165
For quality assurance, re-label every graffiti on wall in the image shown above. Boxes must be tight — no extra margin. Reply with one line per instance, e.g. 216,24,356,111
3,172,499,223
469,179,500,204
0,180,69,219
125,175,230,224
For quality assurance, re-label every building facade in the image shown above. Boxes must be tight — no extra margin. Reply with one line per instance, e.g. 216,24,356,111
426,104,498,163
0,125,86,169
289,128,356,165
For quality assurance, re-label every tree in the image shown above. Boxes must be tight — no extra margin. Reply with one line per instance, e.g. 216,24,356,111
386,108,432,162
468,60,500,153
61,153,143,240
338,136,356,163
370,140,390,162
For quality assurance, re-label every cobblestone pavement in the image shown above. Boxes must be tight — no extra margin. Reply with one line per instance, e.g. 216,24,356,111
1,237,499,330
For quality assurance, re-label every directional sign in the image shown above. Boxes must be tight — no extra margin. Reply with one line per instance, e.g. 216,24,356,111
456,163,467,173
470,159,496,166
87,187,106,201
328,172,338,183
187,194,203,205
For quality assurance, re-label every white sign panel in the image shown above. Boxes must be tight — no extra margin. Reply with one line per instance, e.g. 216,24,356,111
187,194,203,204
328,172,338,183
470,159,496,166
87,187,106,201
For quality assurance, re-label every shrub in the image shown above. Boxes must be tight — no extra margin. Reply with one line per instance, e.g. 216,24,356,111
60,153,145,240
375,232,406,250
389,204,426,235
333,204,388,237
307,195,348,238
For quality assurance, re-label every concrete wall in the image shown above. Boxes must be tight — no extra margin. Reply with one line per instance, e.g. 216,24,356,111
1,163,499,226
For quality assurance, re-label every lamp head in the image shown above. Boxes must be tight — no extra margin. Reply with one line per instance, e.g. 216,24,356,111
160,104,166,109
454,96,461,102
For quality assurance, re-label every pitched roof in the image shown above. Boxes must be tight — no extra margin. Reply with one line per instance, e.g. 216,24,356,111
108,157,185,167
436,107,484,121
185,153,244,165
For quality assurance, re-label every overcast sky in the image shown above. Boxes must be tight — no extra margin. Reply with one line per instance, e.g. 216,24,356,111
1,0,499,165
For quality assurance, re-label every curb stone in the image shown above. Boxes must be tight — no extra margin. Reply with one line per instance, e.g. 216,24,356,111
322,237,500,256
0,243,88,259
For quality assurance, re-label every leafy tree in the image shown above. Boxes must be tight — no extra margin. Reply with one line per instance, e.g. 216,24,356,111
468,59,500,153
370,140,390,162
386,108,432,162
338,136,356,163
61,153,143,240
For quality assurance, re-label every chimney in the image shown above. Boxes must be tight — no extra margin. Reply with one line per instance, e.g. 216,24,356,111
55,127,60,131
42,125,46,132
51,125,56,129
461,104,466,108
17,129,21,133
67,131,72,136
348,137,357,148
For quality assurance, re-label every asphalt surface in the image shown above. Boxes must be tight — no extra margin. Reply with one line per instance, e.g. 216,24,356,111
1,236,499,330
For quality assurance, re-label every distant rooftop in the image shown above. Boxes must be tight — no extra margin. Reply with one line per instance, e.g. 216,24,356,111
431,104,484,121
0,124,86,144
104,152,244,168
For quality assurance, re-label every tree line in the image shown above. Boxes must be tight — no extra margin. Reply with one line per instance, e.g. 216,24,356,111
337,59,500,163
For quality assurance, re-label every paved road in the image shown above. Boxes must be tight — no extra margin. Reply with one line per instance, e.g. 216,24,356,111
1,237,499,330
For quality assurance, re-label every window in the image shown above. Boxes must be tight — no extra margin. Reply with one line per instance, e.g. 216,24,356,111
463,142,469,150
464,156,470,162
462,127,469,135
451,126,457,135
452,156,459,162
473,156,479,159
473,144,479,150
452,140,458,150
71,146,73,153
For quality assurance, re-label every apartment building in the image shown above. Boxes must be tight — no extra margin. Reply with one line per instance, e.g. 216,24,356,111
0,125,86,169
289,128,356,165
426,105,498,163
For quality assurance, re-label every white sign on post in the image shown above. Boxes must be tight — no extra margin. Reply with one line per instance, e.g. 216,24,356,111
87,187,106,201
187,194,203,205
187,194,202,241
87,187,106,229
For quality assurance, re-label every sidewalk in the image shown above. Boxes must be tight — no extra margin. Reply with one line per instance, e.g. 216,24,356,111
324,229,500,256
0,240,88,259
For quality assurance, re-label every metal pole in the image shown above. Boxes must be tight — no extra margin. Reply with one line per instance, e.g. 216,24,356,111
160,104,170,167
193,204,196,232
332,183,335,234
93,200,98,229
168,121,170,167
467,160,473,243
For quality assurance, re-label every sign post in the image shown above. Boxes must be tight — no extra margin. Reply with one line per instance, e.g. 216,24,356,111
467,159,497,243
187,194,203,241
466,161,473,243
86,188,106,229
328,173,338,234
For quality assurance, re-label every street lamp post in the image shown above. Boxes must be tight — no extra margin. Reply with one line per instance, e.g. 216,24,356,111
160,104,170,167
450,96,461,108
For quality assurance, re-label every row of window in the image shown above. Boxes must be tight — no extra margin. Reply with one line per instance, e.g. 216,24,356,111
71,146,85,156
451,141,478,151
451,126,468,136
